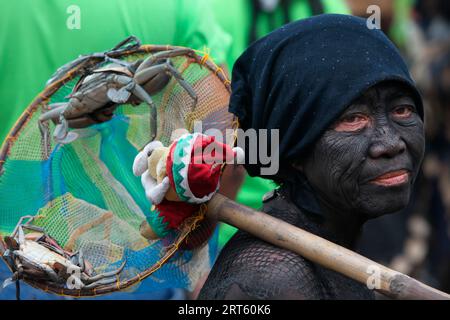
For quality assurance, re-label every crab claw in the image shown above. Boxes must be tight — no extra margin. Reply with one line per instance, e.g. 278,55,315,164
55,129,79,144
54,118,79,144
133,141,163,176
1,277,14,289
107,87,132,104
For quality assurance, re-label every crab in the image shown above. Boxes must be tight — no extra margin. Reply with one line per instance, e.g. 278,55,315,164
45,36,142,87
1,215,125,291
38,45,198,154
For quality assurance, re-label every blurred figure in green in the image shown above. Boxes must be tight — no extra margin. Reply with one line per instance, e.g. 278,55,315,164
0,0,231,143
0,0,230,300
211,0,350,247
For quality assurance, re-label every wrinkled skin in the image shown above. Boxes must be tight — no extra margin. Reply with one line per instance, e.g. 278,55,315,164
301,81,425,246
199,82,425,299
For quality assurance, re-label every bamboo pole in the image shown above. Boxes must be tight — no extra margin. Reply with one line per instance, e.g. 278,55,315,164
207,193,450,300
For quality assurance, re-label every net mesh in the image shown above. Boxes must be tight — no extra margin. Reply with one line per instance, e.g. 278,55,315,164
0,46,234,296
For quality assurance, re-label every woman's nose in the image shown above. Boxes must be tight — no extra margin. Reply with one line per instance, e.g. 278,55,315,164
368,126,406,159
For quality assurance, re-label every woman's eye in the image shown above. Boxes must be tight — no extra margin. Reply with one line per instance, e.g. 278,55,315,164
334,114,369,132
392,105,413,119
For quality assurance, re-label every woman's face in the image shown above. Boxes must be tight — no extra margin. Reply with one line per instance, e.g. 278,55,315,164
302,81,425,219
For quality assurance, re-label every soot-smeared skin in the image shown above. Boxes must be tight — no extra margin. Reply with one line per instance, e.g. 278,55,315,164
199,193,375,300
199,82,425,300
302,82,425,221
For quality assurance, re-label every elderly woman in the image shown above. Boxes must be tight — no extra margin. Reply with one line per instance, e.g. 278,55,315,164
199,14,425,299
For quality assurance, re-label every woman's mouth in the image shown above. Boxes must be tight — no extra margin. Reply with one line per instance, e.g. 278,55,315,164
370,170,410,187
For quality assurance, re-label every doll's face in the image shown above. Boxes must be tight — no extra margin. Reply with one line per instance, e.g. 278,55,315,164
301,81,425,219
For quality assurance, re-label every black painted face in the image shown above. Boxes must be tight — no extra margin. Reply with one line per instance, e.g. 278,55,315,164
301,81,425,219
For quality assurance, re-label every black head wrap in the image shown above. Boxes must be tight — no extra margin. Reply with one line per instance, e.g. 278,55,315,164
229,14,424,177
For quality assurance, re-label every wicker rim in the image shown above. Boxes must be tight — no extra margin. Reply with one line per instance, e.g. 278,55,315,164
0,44,233,297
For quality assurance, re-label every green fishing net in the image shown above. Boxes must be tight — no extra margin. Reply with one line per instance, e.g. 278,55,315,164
0,41,235,297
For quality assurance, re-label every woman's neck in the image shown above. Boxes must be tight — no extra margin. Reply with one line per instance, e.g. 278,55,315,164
280,178,366,249
317,197,366,248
